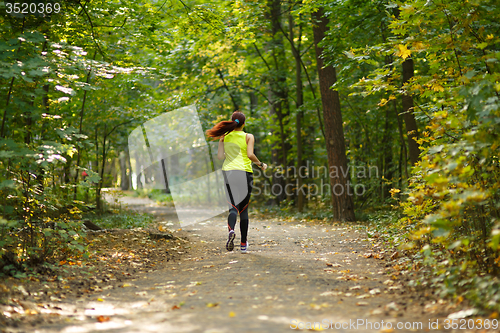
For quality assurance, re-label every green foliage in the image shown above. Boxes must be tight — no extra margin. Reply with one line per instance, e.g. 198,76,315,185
351,0,500,311
90,211,155,230
0,215,87,277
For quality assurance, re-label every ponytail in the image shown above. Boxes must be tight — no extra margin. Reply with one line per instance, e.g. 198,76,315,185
206,111,246,138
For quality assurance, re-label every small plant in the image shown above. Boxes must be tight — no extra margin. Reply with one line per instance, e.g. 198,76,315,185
90,211,155,229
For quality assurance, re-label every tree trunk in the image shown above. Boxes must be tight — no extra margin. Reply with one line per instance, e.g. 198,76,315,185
312,8,355,222
393,99,408,181
74,51,96,199
249,92,257,117
288,13,305,212
266,0,289,204
120,152,128,190
402,58,420,166
382,107,393,199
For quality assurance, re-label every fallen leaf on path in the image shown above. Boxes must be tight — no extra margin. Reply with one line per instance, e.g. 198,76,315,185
207,303,219,308
356,302,369,306
229,311,235,317
380,328,394,333
309,303,328,310
171,305,181,310
320,291,342,296
447,308,478,319
326,263,341,267
308,323,325,331
385,302,399,311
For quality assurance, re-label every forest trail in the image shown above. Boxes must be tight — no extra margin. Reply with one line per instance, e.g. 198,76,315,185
26,198,464,333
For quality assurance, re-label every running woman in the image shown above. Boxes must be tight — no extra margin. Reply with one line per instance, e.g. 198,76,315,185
206,111,267,253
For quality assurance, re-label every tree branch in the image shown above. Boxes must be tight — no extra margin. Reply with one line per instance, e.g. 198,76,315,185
77,0,106,59
216,68,239,111
253,43,272,71
276,20,325,139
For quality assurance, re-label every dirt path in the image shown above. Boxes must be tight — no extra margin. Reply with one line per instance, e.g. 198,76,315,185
11,198,477,333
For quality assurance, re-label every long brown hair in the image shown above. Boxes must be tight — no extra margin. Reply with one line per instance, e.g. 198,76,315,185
206,111,246,138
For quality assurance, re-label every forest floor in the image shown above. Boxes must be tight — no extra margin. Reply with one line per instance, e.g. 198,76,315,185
0,197,494,333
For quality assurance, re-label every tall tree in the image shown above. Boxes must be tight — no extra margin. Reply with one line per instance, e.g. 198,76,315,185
312,8,355,221
401,58,420,165
266,0,290,204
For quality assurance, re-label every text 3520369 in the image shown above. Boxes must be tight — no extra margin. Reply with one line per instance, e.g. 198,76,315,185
5,2,61,15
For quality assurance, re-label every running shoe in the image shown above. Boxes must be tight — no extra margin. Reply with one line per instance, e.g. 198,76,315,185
226,230,235,251
241,241,248,254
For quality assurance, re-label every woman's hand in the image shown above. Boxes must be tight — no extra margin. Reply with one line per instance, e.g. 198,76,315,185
260,163,268,171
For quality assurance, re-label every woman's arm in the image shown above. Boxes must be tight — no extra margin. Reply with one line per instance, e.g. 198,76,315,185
217,135,225,160
246,134,267,170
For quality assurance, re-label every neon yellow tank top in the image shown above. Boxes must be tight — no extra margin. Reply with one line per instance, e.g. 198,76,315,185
222,131,253,173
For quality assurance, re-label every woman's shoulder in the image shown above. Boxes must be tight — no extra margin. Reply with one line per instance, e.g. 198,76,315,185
245,132,254,143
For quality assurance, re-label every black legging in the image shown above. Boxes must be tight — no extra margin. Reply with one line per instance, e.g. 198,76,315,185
222,170,253,244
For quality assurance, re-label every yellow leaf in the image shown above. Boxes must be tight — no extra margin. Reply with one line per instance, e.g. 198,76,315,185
395,44,411,59
229,311,235,317
380,329,394,333
309,322,325,331
431,83,444,92
206,303,219,308
378,98,388,106
412,41,426,51
97,298,104,302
